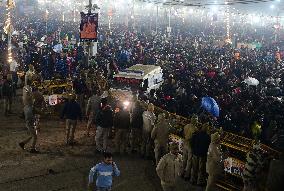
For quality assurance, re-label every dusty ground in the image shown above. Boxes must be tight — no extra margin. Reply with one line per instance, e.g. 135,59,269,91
0,95,203,191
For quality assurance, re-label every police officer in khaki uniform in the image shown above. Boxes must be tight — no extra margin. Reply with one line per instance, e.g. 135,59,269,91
19,104,38,153
22,80,33,107
151,113,171,165
86,90,101,136
32,87,46,133
24,64,35,86
19,81,38,153
141,103,156,158
182,115,198,179
205,132,223,191
156,142,183,191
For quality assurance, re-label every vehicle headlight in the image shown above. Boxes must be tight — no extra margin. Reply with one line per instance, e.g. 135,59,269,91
123,101,130,107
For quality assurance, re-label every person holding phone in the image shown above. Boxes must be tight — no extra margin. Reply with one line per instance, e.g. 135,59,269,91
88,152,120,191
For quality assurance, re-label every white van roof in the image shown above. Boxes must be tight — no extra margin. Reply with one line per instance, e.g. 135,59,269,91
114,64,161,79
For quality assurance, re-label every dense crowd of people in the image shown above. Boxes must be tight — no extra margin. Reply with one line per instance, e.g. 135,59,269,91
1,2,284,191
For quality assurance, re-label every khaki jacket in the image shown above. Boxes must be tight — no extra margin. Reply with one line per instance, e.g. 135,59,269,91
23,85,33,107
142,111,156,132
183,123,197,146
156,153,182,185
151,121,170,147
86,95,101,116
206,142,223,175
24,70,35,86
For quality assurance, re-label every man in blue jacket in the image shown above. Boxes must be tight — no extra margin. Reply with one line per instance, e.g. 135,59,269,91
88,152,120,191
61,94,82,145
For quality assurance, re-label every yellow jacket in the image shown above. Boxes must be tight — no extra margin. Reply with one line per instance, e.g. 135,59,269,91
184,123,197,143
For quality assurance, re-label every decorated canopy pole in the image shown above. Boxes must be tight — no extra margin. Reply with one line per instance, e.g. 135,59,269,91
155,5,159,34
107,0,113,32
225,0,231,43
4,0,15,65
167,4,172,38
45,8,49,34
80,0,100,66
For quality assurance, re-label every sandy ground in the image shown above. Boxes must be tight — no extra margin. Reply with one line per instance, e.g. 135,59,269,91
0,95,204,191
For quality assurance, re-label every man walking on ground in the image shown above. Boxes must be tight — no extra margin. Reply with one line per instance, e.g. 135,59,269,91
33,87,46,132
61,94,82,145
73,74,88,113
86,90,101,136
19,81,38,153
2,74,15,116
95,98,113,152
22,80,33,107
88,152,120,191
156,142,183,191
114,104,130,154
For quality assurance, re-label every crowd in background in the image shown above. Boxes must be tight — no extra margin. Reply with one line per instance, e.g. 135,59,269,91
1,12,283,146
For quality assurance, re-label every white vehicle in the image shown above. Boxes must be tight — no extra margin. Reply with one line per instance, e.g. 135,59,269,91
113,64,163,93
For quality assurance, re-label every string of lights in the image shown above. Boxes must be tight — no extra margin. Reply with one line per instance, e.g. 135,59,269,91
226,1,231,42
4,0,15,65
137,0,277,6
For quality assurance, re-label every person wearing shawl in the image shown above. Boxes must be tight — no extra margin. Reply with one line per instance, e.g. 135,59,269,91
242,142,266,191
205,132,223,191
151,113,171,165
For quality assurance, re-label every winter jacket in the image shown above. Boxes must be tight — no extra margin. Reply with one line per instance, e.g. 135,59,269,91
243,147,265,185
88,162,120,188
2,80,14,97
73,78,87,95
142,110,156,132
131,102,144,129
61,100,82,121
96,105,113,128
54,58,67,79
114,110,130,129
156,153,183,185
151,120,170,146
191,131,211,157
